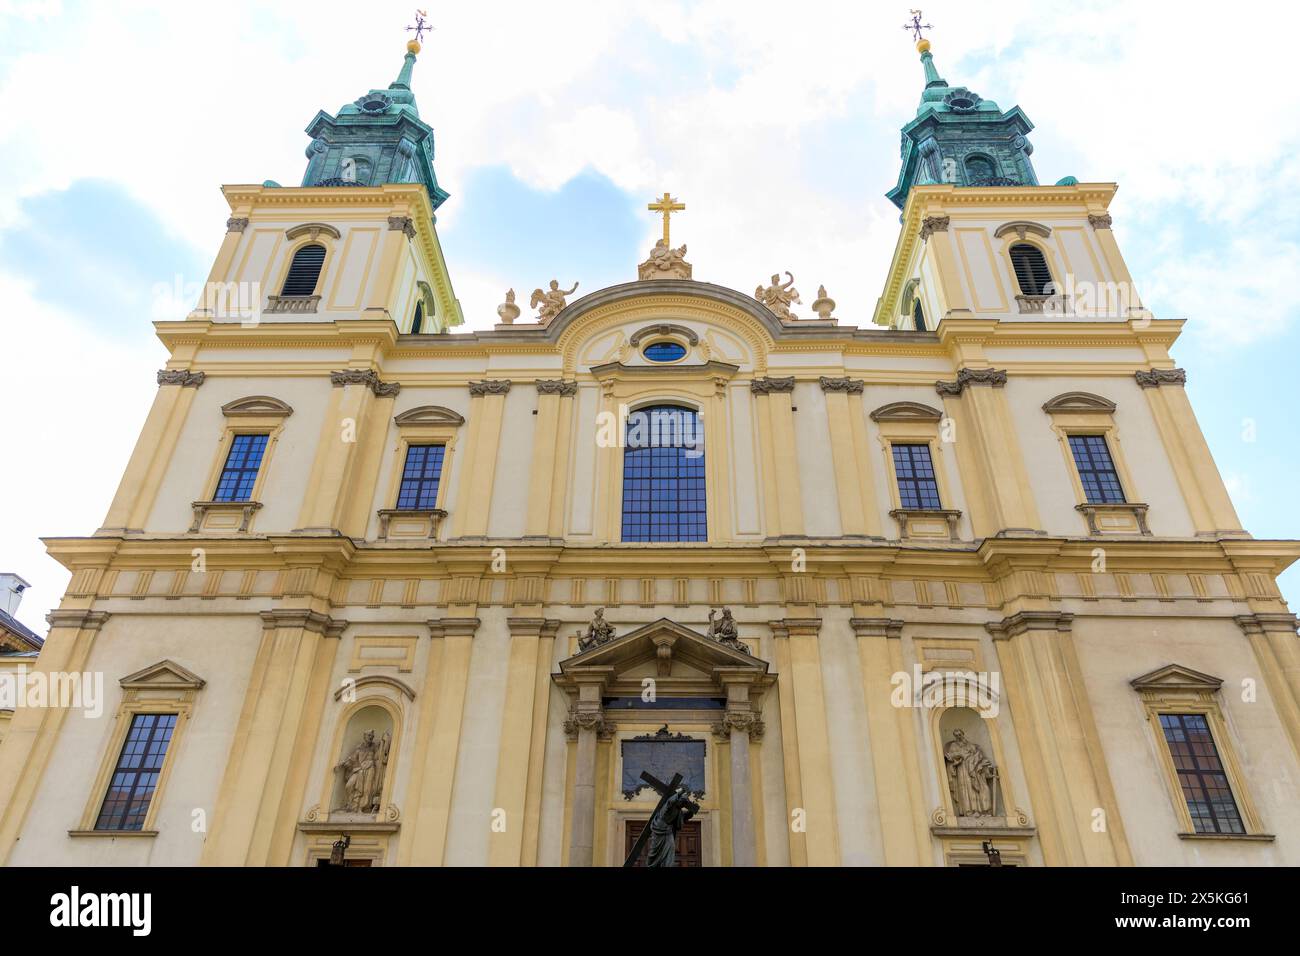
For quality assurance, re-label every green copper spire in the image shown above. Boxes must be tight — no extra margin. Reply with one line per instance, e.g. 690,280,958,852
887,38,1038,210
300,39,449,211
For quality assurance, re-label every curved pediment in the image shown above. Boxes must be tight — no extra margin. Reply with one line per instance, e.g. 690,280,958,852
1041,391,1117,414
393,404,465,427
870,400,943,422
222,395,294,418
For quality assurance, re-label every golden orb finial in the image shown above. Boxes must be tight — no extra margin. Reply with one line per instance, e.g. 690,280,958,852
407,39,421,54
916,38,931,54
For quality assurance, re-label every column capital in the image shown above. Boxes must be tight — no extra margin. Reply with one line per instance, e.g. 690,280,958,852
849,617,905,639
259,609,346,637
1234,613,1300,637
426,617,481,639
818,376,864,394
469,379,512,396
750,376,795,395
919,215,950,240
563,709,611,740
156,369,206,388
935,367,1007,396
1135,368,1186,388
505,617,561,638
330,368,400,397
226,217,250,233
712,710,765,739
985,610,1073,641
45,609,111,632
534,379,578,396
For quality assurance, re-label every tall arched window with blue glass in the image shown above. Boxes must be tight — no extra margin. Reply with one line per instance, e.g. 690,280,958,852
621,405,706,542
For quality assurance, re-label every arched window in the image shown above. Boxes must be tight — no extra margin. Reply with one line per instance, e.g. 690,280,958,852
621,405,706,542
1009,243,1053,296
281,244,326,297
964,154,995,184
913,298,927,331
411,300,424,334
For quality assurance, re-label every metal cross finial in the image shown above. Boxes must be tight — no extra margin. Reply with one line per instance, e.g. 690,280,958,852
407,9,432,44
902,9,933,42
648,192,685,245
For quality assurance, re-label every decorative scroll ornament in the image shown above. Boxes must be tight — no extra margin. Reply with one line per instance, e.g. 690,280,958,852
468,379,512,396
750,376,796,395
577,607,616,652
819,376,864,394
935,367,1007,396
1134,368,1186,388
755,271,801,320
157,369,206,388
330,369,400,397
706,607,749,654
530,280,579,324
638,239,693,280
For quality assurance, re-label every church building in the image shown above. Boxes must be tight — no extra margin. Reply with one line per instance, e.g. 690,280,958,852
1,29,1299,867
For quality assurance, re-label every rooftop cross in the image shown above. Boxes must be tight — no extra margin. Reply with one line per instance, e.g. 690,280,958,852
902,9,933,43
406,9,432,46
648,192,685,245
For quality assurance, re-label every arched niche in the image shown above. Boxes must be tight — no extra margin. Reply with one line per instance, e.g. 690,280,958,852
934,705,1007,822
328,702,397,818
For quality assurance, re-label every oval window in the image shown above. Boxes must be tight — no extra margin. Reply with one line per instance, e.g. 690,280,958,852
643,341,686,363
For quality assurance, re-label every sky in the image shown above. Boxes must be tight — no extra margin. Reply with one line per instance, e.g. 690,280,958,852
1,0,1297,634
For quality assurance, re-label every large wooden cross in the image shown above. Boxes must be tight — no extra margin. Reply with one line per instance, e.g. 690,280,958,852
647,192,685,245
621,770,682,867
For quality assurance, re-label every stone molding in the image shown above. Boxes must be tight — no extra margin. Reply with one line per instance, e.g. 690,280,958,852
563,710,610,740
935,367,1008,396
505,617,562,639
993,220,1052,240
189,499,262,532
285,222,341,241
750,376,796,395
1075,501,1151,536
1234,613,1300,637
330,369,401,397
45,609,111,632
157,369,206,388
985,611,1074,641
818,376,864,394
265,294,320,315
534,379,578,396
628,323,700,346
1135,368,1186,389
426,617,482,639
468,379,512,396
870,400,942,422
259,609,346,638
848,617,906,639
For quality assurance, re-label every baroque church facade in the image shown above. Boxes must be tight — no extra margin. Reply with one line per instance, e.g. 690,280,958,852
2,35,1299,867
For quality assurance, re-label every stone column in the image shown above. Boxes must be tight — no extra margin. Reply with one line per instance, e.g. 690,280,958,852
713,668,764,867
987,611,1131,866
564,669,612,867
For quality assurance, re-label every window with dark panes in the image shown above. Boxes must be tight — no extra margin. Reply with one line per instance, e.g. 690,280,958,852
396,444,446,510
95,713,177,831
213,433,269,502
892,443,942,510
1159,713,1245,835
621,405,706,542
1068,434,1126,504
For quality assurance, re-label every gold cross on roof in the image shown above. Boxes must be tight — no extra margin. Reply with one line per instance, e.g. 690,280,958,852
648,192,685,245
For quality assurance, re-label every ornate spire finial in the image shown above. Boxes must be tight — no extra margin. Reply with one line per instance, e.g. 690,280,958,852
406,9,432,52
647,192,685,246
902,9,933,47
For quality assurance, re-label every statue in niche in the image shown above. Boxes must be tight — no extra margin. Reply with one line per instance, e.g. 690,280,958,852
335,729,391,814
578,607,616,652
530,279,579,324
944,728,999,817
755,271,801,320
637,239,692,280
706,607,748,654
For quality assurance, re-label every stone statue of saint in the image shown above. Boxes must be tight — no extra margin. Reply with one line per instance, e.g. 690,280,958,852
578,607,616,652
645,786,700,867
706,607,747,653
755,272,801,320
335,729,391,814
944,728,998,817
530,280,579,324
637,239,692,280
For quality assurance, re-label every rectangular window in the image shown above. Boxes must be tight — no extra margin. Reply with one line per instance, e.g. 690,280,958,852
1068,434,1125,504
1159,713,1245,835
95,713,177,831
213,433,269,502
892,443,942,510
396,444,446,510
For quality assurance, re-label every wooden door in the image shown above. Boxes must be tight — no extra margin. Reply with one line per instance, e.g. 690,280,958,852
625,820,702,867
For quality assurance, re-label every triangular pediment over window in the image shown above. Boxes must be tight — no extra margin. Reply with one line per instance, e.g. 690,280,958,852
120,659,207,691
555,617,770,698
1130,663,1223,693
